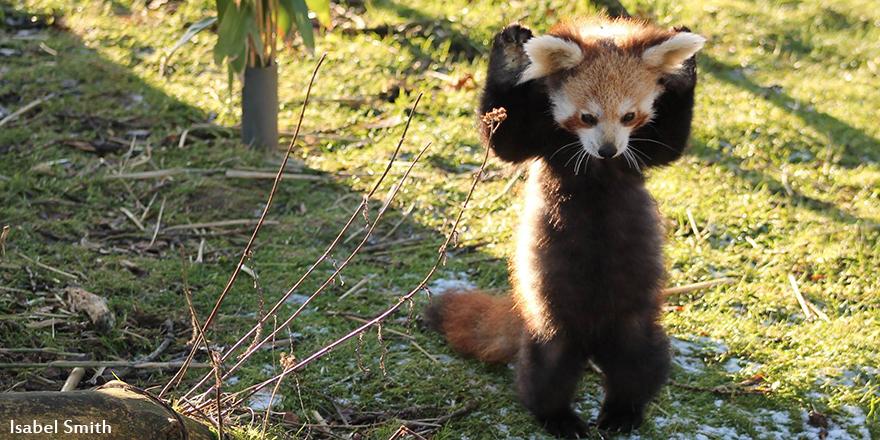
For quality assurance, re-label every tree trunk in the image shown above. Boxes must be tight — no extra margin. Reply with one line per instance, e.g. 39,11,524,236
0,381,214,439
241,63,279,151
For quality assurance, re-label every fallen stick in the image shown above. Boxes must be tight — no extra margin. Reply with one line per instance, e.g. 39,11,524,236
336,275,374,302
662,277,736,297
0,361,211,369
103,168,219,180
162,219,280,232
0,93,54,127
60,367,85,391
0,348,85,357
0,381,213,439
17,252,79,280
119,207,145,231
330,312,414,340
224,169,326,180
787,274,829,322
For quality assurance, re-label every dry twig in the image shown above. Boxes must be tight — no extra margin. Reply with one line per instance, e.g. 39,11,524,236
213,109,503,416
161,54,327,399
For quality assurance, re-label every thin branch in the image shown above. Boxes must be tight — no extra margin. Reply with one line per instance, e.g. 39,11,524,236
218,108,505,414
179,92,424,403
161,53,326,399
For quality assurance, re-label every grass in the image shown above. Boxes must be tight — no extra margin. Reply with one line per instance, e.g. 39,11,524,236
1,0,878,438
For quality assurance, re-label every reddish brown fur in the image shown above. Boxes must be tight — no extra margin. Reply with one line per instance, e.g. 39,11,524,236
549,17,676,56
424,292,523,363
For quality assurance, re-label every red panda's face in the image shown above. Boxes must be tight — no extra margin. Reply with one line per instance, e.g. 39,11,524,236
548,53,663,162
518,20,705,167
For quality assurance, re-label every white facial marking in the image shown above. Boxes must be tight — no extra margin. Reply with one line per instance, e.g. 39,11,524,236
549,90,577,123
584,101,602,118
617,98,635,116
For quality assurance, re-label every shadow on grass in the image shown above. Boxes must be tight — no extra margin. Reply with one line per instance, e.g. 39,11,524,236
684,55,878,227
347,0,485,64
701,55,879,166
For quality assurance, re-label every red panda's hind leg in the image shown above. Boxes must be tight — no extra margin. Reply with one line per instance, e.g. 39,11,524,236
516,335,590,438
592,322,671,433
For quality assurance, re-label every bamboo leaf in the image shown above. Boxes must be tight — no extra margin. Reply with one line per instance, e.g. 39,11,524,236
165,17,216,61
280,0,315,50
214,1,250,65
305,0,331,28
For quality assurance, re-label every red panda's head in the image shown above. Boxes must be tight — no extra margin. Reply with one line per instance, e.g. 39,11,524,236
518,18,705,163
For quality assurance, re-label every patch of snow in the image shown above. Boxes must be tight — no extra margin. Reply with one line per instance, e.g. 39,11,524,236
806,390,827,400
434,354,455,364
261,363,276,375
722,357,763,375
284,293,311,304
247,389,282,411
428,272,477,294
753,409,793,439
693,424,751,440
670,336,731,375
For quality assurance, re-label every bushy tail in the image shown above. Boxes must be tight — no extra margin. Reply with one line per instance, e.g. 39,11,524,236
424,291,523,363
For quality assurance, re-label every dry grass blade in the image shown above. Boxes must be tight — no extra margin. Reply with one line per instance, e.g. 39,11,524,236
662,277,735,297
788,274,829,322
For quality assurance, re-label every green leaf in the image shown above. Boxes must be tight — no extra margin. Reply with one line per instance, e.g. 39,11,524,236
305,0,331,28
215,0,230,16
277,4,293,36
214,0,249,66
165,16,216,61
280,0,315,50
246,16,265,66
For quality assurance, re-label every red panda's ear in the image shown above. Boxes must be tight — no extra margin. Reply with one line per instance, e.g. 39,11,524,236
642,32,706,74
517,35,584,84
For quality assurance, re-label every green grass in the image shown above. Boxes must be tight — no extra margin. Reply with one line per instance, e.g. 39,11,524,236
1,0,878,438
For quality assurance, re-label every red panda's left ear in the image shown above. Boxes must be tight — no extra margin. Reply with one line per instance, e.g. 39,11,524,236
517,35,584,84
642,32,706,74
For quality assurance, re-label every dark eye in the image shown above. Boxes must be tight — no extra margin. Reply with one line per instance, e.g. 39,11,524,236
621,112,636,124
580,113,598,126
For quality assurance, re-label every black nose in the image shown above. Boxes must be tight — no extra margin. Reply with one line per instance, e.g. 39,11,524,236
598,144,616,159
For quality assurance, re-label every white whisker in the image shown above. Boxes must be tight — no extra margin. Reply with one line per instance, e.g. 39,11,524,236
549,141,582,160
624,150,642,173
564,149,581,168
628,145,651,166
629,137,677,153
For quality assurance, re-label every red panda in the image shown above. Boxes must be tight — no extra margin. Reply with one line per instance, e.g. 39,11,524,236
425,17,705,438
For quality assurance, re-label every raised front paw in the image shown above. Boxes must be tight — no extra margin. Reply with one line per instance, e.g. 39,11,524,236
487,23,534,88
538,410,590,439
